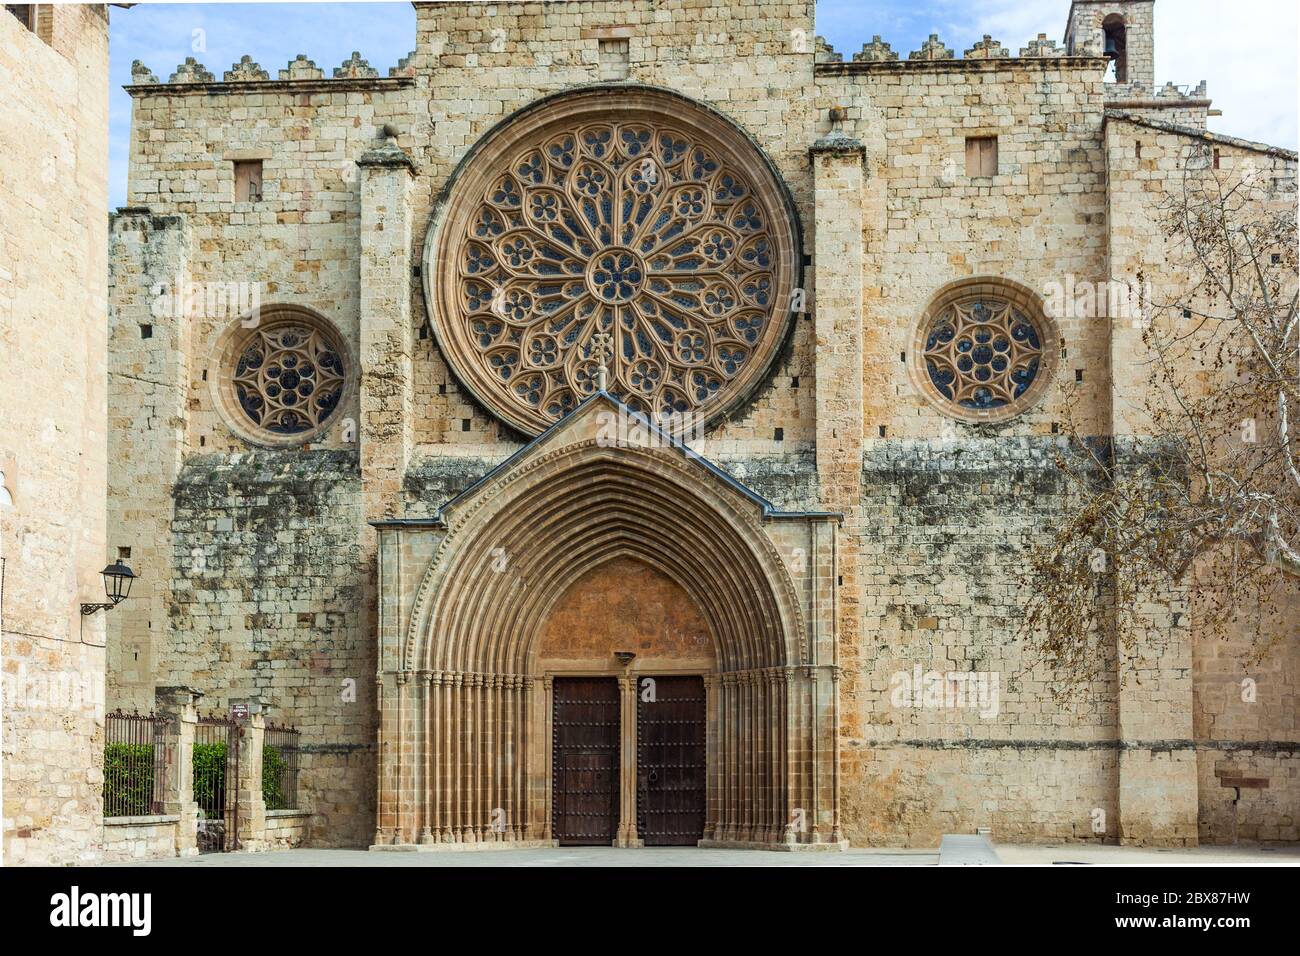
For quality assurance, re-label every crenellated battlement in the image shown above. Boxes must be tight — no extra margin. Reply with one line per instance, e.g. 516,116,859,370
126,50,418,94
811,2,1209,126
814,30,1102,72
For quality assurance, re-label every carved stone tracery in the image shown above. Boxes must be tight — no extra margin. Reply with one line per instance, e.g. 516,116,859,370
427,88,799,436
909,278,1059,423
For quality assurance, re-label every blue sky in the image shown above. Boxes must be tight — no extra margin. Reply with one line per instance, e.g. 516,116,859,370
108,0,1299,209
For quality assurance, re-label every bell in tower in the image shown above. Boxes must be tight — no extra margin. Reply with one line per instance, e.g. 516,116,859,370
1064,1,1154,93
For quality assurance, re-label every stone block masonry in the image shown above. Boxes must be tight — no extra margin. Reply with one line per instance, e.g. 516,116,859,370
1,4,111,866
100,0,1297,854
166,452,372,847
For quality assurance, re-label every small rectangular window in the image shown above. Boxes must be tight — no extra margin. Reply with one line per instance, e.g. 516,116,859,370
965,136,998,178
234,160,263,202
6,5,35,32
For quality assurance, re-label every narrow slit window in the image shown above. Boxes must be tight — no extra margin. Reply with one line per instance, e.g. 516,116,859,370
965,136,998,178
234,160,263,202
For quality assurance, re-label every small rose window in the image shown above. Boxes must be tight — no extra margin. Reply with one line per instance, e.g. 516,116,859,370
909,281,1058,423
215,309,351,446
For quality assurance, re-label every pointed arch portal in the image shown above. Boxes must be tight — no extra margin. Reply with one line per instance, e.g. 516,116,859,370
371,399,844,850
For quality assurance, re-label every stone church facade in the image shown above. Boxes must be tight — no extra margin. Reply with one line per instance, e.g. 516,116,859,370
104,0,1298,852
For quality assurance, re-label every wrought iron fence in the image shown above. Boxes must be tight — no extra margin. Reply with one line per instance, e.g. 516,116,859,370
103,709,166,817
263,723,300,811
194,713,239,852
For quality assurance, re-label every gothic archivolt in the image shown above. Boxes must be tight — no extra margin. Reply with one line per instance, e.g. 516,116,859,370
374,416,841,849
425,87,800,436
405,439,808,672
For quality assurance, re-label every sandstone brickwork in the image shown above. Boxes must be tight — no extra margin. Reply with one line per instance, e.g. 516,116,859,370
99,0,1298,856
1,4,111,866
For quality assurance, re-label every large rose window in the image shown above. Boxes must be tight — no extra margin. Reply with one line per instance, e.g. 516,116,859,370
426,89,799,436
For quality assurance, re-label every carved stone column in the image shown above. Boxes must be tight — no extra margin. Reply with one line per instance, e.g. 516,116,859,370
419,671,435,844
541,675,554,842
615,673,643,847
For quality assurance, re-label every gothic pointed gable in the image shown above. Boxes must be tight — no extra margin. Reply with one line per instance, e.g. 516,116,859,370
431,390,834,527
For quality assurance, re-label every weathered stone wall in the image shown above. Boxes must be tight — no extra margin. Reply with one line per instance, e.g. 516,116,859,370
99,815,183,863
123,76,416,454
265,809,312,848
106,0,1297,850
405,0,818,453
108,211,192,713
821,55,1111,438
1105,114,1300,844
167,451,371,846
845,438,1119,845
1,5,110,866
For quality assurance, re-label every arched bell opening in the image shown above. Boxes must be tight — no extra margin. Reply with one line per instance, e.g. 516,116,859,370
1102,14,1129,83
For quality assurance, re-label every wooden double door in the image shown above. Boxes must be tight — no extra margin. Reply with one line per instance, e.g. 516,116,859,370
551,675,706,847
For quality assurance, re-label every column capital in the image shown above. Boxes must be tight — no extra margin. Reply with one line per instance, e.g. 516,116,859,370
809,130,866,160
357,143,419,175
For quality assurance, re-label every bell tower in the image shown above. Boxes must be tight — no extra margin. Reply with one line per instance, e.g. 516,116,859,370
1065,0,1155,93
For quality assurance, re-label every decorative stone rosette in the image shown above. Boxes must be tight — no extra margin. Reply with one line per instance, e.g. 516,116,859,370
425,87,800,436
908,278,1059,424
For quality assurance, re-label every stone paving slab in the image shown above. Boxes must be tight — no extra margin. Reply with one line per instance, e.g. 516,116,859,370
939,834,1003,865
116,843,1300,867
123,847,940,867
995,844,1300,866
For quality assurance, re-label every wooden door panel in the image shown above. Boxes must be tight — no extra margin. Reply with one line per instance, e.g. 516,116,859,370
637,675,706,846
552,677,619,845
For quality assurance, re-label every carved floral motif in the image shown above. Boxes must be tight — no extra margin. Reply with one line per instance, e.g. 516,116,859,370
430,99,796,435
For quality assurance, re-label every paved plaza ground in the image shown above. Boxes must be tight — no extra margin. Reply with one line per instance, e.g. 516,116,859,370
121,844,1300,867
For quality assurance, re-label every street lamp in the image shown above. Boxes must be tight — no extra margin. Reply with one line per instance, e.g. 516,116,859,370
80,560,136,615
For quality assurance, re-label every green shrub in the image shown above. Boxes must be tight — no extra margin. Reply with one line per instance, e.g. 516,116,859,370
103,742,156,816
192,741,228,811
262,745,289,810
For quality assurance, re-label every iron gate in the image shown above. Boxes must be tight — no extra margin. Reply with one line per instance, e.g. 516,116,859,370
194,714,239,852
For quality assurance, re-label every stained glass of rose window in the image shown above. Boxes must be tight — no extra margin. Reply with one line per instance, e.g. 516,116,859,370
921,298,1044,412
231,323,346,436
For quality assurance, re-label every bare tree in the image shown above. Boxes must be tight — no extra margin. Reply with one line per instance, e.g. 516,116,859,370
1022,152,1298,694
